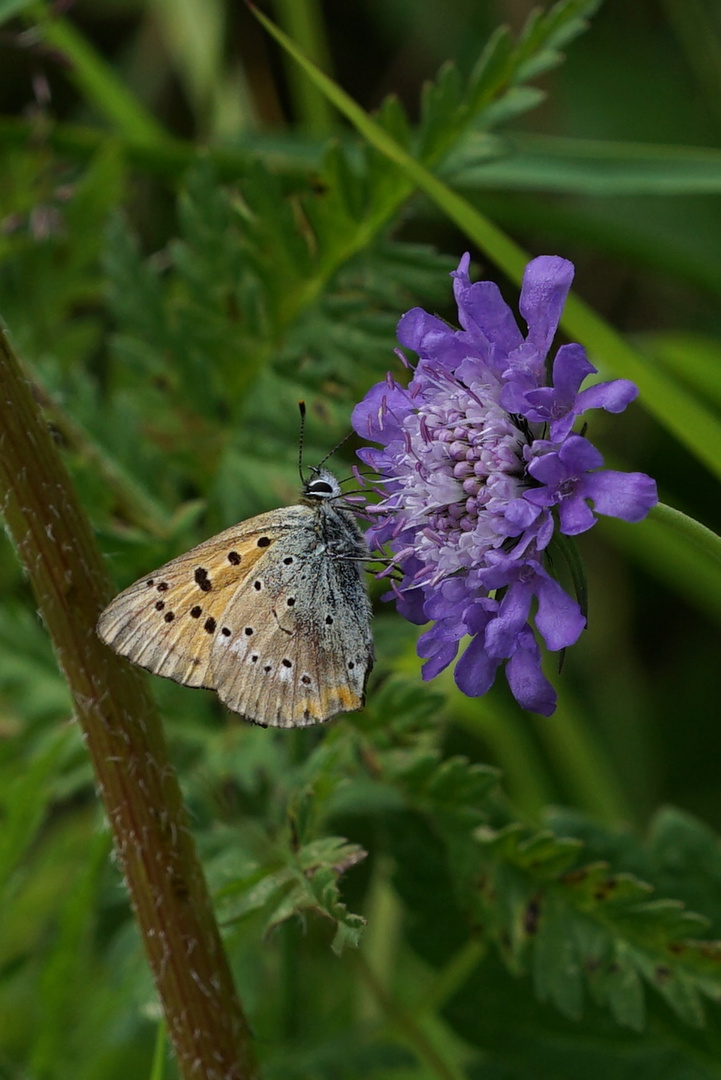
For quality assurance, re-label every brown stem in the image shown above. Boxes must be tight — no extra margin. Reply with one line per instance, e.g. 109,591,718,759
0,327,259,1080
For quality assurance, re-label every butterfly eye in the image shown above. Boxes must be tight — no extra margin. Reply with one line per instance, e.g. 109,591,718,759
309,481,334,494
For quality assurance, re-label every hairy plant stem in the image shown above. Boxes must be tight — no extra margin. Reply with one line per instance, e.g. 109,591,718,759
0,327,259,1079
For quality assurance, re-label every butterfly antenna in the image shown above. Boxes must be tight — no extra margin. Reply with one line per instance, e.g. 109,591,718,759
314,428,354,471
298,400,307,483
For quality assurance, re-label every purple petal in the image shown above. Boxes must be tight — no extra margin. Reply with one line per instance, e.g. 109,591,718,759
420,637,459,680
506,630,557,716
527,451,568,487
559,434,604,473
523,485,558,509
499,369,539,413
535,575,586,650
583,470,658,522
575,378,638,416
485,581,534,657
503,341,544,383
552,343,595,399
520,385,558,424
352,380,411,442
397,308,451,357
557,493,597,535
454,633,499,697
451,253,524,355
425,577,470,620
395,588,428,625
503,497,543,530
456,283,524,355
519,256,574,357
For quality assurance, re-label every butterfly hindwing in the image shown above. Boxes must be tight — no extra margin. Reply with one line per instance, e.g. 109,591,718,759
209,523,373,726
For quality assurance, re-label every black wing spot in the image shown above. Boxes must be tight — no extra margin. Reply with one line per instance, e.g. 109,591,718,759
253,580,262,591
146,579,155,587
257,536,271,548
190,605,202,618
155,600,165,611
282,659,292,668
286,597,296,607
303,708,311,721
263,664,272,673
251,654,259,663
164,612,175,623
348,661,355,670
325,615,333,625
157,582,169,593
194,567,212,592
204,617,216,634
244,627,254,636
221,627,231,637
283,556,294,565
227,550,241,565
301,674,311,686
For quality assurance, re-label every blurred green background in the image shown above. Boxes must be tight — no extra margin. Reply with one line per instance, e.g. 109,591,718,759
1,0,721,1077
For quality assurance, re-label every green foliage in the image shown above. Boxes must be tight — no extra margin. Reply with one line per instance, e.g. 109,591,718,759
1,0,721,1077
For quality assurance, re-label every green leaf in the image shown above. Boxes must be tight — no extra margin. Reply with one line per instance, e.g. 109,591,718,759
217,835,367,954
471,819,721,1030
0,0,36,24
0,729,77,888
449,133,721,196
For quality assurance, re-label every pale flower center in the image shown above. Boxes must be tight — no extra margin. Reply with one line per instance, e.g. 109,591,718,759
391,380,527,581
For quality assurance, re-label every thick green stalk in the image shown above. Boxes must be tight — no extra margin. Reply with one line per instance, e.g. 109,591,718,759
0,327,258,1080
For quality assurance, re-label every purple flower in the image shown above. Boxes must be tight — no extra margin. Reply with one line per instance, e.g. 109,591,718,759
352,254,658,716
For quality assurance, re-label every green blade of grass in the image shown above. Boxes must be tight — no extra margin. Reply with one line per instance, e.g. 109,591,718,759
34,8,174,147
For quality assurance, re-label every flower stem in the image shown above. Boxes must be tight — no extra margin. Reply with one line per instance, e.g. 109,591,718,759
353,951,466,1080
535,690,633,825
447,688,555,820
651,501,721,567
0,328,258,1079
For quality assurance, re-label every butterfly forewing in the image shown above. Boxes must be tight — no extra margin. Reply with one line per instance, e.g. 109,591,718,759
97,489,374,727
96,510,304,688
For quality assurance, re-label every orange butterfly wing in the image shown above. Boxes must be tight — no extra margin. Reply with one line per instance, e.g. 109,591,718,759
97,509,301,690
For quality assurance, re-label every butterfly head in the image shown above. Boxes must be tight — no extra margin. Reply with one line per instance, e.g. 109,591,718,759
302,467,343,503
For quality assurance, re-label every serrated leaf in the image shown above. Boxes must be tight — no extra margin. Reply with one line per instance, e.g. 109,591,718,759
374,94,412,149
217,836,366,952
465,25,514,115
472,822,721,1030
418,61,465,158
533,893,585,1019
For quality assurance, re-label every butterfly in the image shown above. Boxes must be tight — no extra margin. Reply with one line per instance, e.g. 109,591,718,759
97,468,374,727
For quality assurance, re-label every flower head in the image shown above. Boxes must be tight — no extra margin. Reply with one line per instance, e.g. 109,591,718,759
353,254,657,715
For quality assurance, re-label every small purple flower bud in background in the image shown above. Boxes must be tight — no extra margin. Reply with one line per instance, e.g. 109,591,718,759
352,253,657,715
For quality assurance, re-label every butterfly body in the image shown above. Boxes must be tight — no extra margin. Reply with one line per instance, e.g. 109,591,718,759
97,470,374,727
